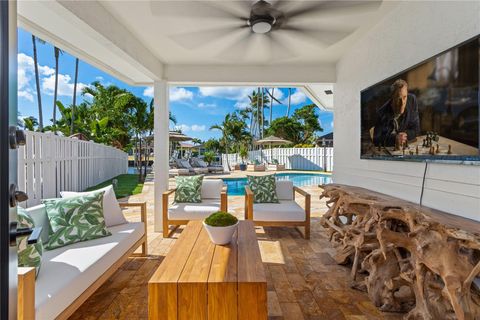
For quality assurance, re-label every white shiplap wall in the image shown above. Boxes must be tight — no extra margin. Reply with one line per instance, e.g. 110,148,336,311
333,1,480,221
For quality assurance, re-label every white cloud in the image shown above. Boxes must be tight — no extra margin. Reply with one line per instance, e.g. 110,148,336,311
18,52,88,102
175,124,206,132
286,89,307,105
18,91,33,102
170,87,194,102
197,102,216,109
144,86,194,102
41,73,89,97
143,86,153,98
191,124,206,132
199,86,256,110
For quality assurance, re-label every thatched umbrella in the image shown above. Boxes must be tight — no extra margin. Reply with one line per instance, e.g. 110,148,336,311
169,131,192,142
254,135,292,162
169,131,193,158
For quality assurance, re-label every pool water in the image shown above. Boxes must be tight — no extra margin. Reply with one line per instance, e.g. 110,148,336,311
224,173,332,196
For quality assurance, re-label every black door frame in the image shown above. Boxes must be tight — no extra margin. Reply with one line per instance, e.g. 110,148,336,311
0,1,15,319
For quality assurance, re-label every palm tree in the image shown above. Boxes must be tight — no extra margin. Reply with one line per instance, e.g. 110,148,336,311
52,47,62,133
210,113,233,171
32,35,44,131
269,88,274,125
23,116,38,131
286,88,292,117
70,57,79,135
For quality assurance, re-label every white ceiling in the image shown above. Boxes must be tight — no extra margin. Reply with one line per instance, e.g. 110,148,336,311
99,0,389,66
19,0,398,97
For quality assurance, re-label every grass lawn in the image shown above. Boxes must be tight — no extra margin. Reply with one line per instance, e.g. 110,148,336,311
86,174,144,198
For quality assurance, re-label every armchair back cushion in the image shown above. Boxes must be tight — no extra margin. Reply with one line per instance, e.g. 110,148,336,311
201,179,223,199
247,174,279,203
174,175,204,203
276,180,294,200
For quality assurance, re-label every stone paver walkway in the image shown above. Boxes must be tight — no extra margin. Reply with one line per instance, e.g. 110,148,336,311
70,176,403,320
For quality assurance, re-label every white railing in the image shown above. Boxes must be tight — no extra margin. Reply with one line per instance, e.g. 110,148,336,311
222,147,334,172
18,131,128,207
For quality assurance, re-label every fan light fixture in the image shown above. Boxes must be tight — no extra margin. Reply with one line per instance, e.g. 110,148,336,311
249,16,275,34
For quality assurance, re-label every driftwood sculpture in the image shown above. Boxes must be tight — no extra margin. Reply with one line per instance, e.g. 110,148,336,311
320,184,480,320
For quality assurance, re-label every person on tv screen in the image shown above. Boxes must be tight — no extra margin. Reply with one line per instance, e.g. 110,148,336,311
373,79,420,147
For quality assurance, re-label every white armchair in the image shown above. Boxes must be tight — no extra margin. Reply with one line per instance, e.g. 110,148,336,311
163,179,227,237
245,180,310,239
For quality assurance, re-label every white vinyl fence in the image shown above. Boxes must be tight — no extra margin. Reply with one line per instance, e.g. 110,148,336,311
18,131,128,207
222,147,334,172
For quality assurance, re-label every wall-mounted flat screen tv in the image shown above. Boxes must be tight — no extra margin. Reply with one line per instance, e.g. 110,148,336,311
360,36,479,163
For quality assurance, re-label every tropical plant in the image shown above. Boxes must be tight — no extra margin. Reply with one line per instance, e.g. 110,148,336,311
203,138,222,153
23,116,38,131
210,114,233,171
203,151,216,165
239,144,249,164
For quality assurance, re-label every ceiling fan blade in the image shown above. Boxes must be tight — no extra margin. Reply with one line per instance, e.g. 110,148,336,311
170,23,249,49
267,32,296,62
216,28,254,61
277,0,382,20
150,1,248,20
281,25,353,47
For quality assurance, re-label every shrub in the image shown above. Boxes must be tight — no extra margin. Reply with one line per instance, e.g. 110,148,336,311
205,211,238,227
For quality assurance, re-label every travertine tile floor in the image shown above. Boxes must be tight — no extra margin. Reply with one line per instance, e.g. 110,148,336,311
70,177,403,320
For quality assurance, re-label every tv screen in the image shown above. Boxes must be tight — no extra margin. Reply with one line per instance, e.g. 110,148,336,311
360,36,480,163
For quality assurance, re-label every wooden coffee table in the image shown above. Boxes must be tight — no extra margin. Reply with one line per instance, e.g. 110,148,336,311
148,220,267,320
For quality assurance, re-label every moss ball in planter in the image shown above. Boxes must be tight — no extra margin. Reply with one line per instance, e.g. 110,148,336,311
205,211,238,227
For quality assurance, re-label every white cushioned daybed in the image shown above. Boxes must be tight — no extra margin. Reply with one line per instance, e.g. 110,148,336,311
17,200,147,320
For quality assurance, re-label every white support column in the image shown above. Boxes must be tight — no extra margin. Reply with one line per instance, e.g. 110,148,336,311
153,80,169,232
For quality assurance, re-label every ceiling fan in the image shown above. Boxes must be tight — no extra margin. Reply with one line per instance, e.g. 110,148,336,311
151,0,383,61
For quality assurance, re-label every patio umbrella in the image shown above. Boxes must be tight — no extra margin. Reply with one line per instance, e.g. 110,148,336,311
254,135,292,162
169,131,192,159
169,131,192,142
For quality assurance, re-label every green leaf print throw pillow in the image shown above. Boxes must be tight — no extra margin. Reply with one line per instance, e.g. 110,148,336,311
174,175,204,203
43,191,111,250
247,174,279,203
17,207,43,277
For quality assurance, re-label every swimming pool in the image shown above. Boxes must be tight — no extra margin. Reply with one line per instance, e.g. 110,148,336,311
223,173,332,196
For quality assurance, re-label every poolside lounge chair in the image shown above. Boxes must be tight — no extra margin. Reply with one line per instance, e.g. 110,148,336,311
247,161,266,172
267,160,285,171
245,180,310,239
169,167,191,176
193,158,224,173
163,179,227,237
176,158,208,174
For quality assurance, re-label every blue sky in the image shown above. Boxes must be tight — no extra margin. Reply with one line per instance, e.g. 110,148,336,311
18,27,333,141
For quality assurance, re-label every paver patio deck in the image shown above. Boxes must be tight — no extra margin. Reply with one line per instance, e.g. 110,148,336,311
69,175,403,320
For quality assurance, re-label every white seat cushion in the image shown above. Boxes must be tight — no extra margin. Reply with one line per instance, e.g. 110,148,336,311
60,185,127,227
35,222,144,320
168,199,221,220
253,200,305,222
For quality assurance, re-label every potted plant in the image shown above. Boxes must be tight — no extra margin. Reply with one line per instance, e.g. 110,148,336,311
239,145,248,171
203,211,239,245
203,151,216,166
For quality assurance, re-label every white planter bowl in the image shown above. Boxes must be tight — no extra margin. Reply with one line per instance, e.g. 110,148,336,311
203,221,239,245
